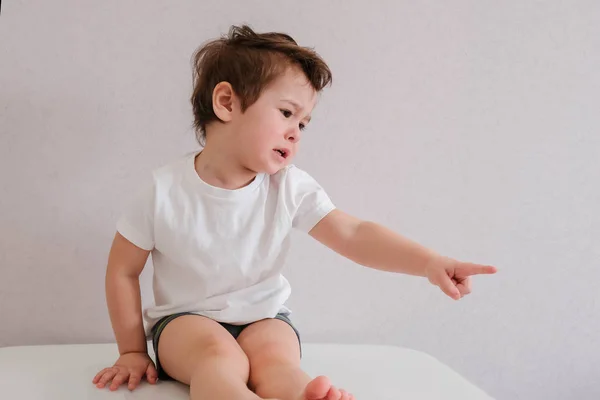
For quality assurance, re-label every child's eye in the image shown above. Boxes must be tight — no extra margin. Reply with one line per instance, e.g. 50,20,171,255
281,109,306,131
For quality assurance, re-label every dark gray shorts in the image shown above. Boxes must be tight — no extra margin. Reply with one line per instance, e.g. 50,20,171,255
150,312,301,381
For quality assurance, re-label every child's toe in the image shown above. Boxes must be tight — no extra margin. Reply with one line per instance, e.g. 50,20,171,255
326,386,341,400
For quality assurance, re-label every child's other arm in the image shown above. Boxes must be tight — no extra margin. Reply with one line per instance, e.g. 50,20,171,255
93,232,157,391
105,232,151,355
309,210,497,299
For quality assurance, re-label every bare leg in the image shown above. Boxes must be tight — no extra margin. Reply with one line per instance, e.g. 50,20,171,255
158,314,265,400
237,318,355,400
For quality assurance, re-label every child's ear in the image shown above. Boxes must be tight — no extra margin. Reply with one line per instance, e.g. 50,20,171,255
212,81,237,122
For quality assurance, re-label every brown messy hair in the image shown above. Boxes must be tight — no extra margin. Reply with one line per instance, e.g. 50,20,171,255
190,25,333,146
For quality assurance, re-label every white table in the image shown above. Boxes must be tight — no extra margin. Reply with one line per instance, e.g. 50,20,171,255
0,343,493,399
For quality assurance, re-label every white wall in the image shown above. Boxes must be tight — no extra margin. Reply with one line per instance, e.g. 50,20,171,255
1,1,598,399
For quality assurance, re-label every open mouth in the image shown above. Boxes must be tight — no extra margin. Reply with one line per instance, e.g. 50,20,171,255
274,149,288,159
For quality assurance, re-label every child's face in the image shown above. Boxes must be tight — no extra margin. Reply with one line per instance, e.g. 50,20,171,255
234,66,317,175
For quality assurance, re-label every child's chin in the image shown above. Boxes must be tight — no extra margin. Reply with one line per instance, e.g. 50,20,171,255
263,162,285,175
266,167,283,175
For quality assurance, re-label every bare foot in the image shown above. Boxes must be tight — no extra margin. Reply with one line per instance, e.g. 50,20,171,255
301,375,355,400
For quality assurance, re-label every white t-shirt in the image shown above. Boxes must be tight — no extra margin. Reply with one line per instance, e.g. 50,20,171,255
116,151,335,336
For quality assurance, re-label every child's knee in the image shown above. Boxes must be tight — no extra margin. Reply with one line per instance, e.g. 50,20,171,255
157,315,249,382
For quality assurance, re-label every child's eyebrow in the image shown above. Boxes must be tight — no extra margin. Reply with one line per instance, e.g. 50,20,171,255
281,99,312,123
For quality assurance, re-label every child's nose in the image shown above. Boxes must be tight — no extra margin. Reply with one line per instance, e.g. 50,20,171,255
285,128,301,143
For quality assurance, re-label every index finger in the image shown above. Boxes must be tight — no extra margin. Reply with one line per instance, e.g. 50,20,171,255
460,263,497,275
128,373,142,390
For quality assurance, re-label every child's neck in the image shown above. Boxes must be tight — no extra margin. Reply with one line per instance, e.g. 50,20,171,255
194,141,258,191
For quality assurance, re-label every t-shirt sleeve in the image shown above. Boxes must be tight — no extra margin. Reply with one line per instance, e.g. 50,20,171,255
286,166,336,232
116,176,156,251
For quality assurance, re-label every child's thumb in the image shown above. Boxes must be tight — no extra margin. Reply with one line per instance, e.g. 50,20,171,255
146,363,158,383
